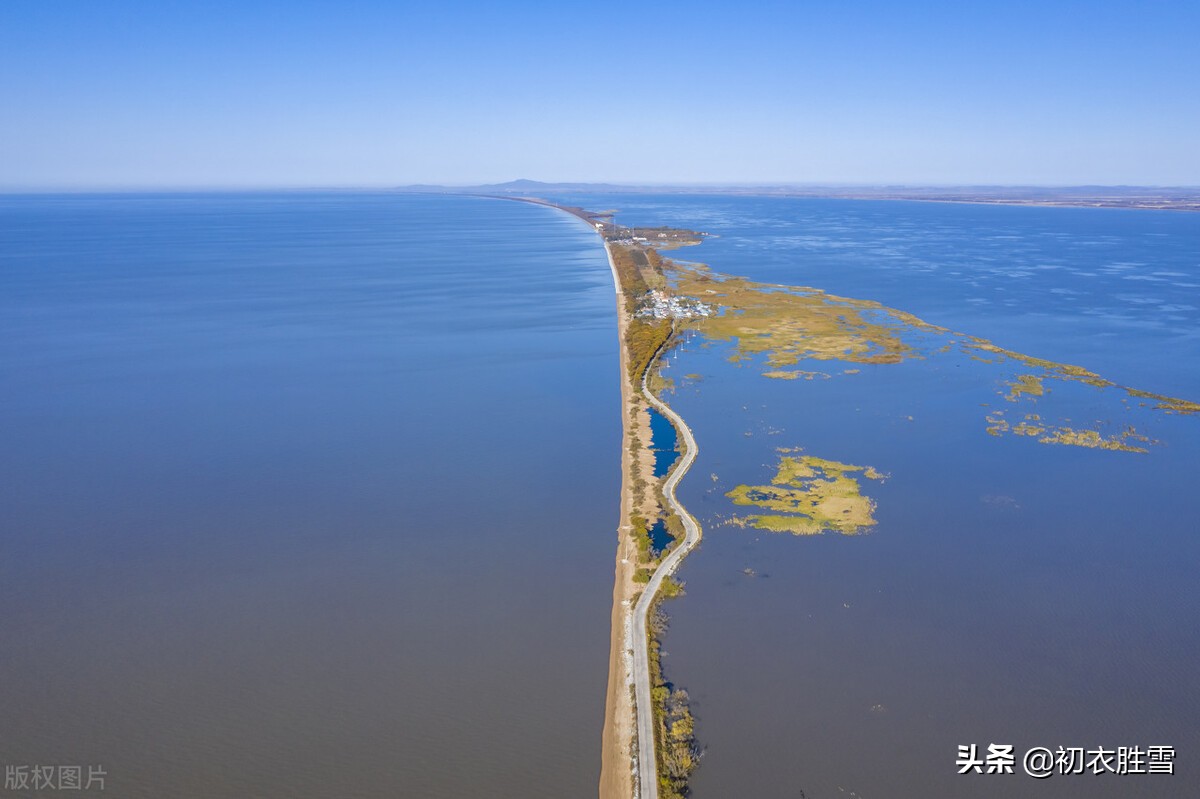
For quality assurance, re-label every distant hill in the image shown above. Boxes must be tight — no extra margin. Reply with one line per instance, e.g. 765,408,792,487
397,178,637,194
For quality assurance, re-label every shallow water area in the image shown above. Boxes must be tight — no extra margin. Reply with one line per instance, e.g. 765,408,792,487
553,192,1200,396
669,340,1198,798
559,193,1200,798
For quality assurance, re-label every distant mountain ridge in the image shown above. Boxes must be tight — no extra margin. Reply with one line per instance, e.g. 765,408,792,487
399,179,635,194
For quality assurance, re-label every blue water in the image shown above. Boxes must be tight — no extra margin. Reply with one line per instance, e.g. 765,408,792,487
648,406,679,477
550,193,1200,398
6,191,1196,797
647,519,673,558
0,193,619,797
557,193,1200,799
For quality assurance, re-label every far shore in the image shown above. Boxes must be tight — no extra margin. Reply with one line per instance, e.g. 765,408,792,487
421,183,1200,213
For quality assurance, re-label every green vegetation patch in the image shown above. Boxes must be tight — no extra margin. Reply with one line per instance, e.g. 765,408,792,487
762,369,831,380
630,513,653,563
660,258,1198,451
627,226,706,251
727,450,886,535
646,601,697,799
1041,425,1152,452
1125,388,1200,415
670,264,924,368
626,318,672,385
1005,373,1046,401
986,410,1151,453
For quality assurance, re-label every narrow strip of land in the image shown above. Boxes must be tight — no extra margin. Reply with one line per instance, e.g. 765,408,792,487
597,240,637,799
496,195,704,798
631,334,702,799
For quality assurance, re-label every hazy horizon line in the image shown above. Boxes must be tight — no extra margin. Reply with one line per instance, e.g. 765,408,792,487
3,180,1200,194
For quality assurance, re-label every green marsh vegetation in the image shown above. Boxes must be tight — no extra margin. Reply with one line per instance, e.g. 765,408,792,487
646,597,697,799
761,369,832,380
582,203,1198,797
600,210,1195,791
630,513,653,562
985,410,1153,452
664,259,1198,453
1005,373,1046,400
727,450,887,536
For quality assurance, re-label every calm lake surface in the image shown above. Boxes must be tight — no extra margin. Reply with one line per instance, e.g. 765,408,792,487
556,194,1199,798
5,191,1197,798
0,193,619,797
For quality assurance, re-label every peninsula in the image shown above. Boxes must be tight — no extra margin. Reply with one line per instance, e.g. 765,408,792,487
512,199,709,799
586,207,706,799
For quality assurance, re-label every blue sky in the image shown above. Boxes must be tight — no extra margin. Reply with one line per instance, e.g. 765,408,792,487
2,1,1198,188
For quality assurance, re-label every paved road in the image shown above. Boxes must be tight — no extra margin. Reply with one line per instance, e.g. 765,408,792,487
632,340,702,799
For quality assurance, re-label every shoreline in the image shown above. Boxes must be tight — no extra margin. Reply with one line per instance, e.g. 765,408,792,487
487,191,1196,798
419,187,1200,214
499,194,703,798
631,335,703,799
597,237,638,799
588,220,703,799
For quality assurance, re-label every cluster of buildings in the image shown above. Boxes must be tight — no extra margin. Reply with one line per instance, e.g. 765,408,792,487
633,290,714,320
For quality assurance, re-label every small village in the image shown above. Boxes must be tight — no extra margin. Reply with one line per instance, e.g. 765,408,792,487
592,220,707,250
634,289,714,320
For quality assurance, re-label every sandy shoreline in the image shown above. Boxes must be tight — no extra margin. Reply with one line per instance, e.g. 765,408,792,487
597,238,638,799
505,196,679,798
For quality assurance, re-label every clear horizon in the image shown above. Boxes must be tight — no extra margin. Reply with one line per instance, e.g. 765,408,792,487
2,1,1198,189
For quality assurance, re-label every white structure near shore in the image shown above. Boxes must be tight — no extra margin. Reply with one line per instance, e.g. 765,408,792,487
633,290,714,320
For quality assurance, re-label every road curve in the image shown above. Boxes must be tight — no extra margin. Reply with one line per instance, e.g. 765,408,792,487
632,333,702,799
504,202,690,798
